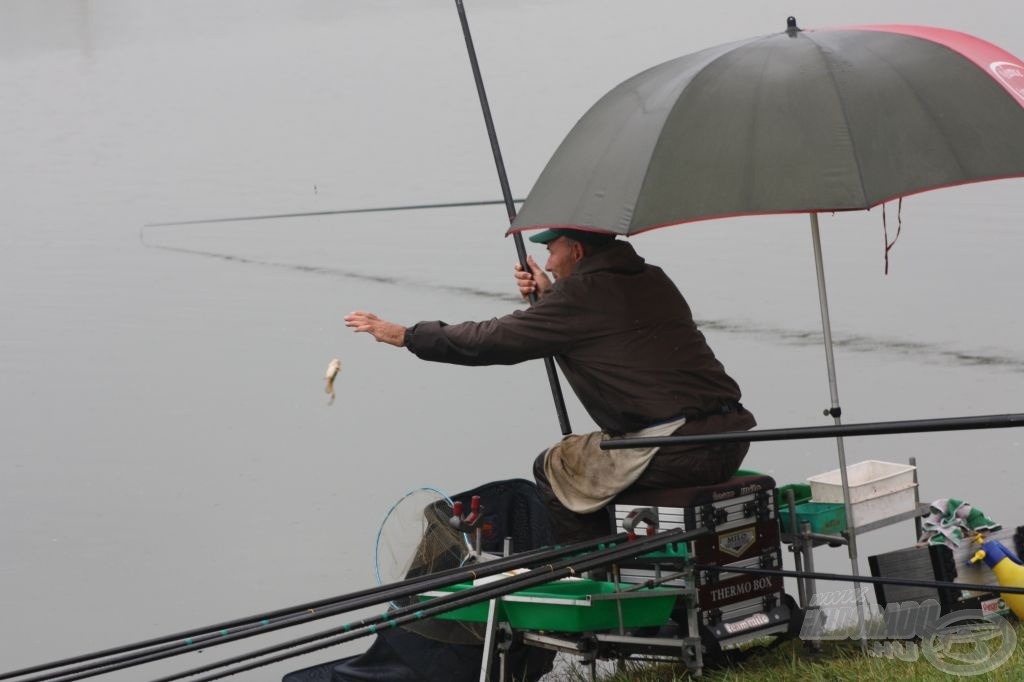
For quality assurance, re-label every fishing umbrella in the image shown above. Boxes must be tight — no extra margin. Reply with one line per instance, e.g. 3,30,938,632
508,18,1024,634
512,19,1024,232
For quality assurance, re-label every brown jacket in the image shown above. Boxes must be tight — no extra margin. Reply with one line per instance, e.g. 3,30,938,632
406,241,751,435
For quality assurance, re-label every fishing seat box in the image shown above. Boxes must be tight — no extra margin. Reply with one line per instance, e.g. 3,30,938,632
613,473,793,647
868,525,1024,618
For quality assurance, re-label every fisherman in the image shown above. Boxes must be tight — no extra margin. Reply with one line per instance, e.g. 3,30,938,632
344,228,755,542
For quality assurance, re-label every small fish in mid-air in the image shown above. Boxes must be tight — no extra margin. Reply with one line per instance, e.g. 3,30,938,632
325,358,342,405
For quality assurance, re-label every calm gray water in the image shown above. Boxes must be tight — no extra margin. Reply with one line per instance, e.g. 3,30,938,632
3,1,1024,679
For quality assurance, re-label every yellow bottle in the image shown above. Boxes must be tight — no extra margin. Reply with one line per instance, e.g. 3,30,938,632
970,540,1024,620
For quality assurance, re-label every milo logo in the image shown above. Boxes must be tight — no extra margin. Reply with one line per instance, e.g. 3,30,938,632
990,61,1024,101
718,527,755,558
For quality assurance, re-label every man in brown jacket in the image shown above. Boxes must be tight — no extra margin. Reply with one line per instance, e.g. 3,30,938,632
344,228,754,542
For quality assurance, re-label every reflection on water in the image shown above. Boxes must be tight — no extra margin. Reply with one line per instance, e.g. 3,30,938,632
143,234,1024,374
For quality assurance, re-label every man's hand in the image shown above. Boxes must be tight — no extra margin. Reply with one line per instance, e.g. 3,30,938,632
344,311,407,347
514,255,551,299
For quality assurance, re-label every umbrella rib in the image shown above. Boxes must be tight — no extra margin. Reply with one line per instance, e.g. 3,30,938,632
858,38,971,204
630,36,768,228
800,32,872,209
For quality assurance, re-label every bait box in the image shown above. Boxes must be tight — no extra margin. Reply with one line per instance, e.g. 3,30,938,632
845,484,918,528
807,460,916,504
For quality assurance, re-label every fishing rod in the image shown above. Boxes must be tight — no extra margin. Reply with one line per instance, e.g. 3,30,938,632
453,0,572,436
144,198,523,228
695,563,1024,597
601,411,1024,449
1,531,632,682
133,547,1024,682
151,526,708,682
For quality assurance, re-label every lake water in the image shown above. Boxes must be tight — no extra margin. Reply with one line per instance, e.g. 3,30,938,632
2,1,1023,679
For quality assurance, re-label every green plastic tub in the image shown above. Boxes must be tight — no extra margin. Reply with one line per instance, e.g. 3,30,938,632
637,540,689,561
501,579,678,632
777,483,812,506
418,584,498,622
780,501,847,534
420,579,678,631
590,540,689,562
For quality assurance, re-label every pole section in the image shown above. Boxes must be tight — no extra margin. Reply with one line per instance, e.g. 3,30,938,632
809,212,867,647
599,411,1024,448
453,0,572,435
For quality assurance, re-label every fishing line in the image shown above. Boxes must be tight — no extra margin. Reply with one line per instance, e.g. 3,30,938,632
138,198,526,305
145,198,524,228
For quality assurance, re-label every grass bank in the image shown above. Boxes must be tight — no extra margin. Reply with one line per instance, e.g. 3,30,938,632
561,621,1023,682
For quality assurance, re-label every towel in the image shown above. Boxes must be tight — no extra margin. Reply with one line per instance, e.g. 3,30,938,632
919,498,1002,549
544,416,686,514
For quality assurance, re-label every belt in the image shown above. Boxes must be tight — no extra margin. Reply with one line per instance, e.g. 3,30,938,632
641,401,743,430
613,401,745,436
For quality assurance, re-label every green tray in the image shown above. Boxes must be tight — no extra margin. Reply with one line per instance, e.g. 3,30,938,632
591,540,689,561
780,501,847,534
502,579,678,632
418,584,500,622
777,483,812,506
637,539,689,561
419,579,678,631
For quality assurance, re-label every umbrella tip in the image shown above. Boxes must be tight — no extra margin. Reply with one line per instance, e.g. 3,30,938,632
786,16,800,36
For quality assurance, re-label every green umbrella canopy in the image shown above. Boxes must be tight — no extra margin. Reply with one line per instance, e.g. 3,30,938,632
510,20,1024,236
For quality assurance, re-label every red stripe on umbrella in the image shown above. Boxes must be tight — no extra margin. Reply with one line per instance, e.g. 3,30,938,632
823,25,1024,104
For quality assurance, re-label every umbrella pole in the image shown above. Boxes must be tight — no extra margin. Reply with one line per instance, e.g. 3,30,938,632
453,0,572,435
809,213,868,648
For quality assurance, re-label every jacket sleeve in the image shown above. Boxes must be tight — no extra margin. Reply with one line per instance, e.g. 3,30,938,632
404,288,581,366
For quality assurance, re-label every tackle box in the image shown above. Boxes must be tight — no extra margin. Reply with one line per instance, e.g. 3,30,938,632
613,473,793,647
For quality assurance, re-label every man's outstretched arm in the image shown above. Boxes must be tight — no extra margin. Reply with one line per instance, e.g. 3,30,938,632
343,311,406,347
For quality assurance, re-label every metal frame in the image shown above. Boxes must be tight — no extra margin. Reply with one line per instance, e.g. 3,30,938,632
477,565,702,681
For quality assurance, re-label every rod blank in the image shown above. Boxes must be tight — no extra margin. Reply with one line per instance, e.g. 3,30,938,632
601,412,1024,449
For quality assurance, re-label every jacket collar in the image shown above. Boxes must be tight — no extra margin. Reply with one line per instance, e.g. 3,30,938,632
573,240,646,276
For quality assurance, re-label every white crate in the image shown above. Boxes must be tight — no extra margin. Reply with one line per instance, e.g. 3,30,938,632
808,460,916,504
847,484,918,528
